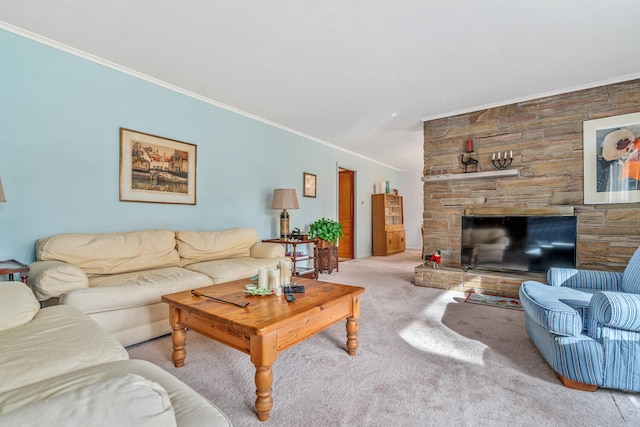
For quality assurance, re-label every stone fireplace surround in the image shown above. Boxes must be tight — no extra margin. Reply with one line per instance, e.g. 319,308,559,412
415,79,640,296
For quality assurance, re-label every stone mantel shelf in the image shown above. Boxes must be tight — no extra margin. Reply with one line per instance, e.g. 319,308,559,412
422,169,519,182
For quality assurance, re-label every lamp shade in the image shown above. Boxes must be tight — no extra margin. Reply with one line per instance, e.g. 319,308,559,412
271,189,299,210
0,178,5,203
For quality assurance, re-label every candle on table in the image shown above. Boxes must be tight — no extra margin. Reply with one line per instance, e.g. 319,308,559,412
258,268,269,289
269,268,281,293
466,139,474,153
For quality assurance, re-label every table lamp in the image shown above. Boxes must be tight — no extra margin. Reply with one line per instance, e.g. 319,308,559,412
271,189,299,239
0,178,6,203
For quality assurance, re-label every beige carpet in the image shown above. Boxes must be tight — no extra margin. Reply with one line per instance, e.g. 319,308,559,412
128,251,640,426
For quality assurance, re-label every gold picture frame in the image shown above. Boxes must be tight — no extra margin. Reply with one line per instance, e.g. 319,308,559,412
303,172,316,198
120,128,197,205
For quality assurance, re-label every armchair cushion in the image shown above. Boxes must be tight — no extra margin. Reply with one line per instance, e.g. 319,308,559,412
547,268,623,290
589,292,640,334
520,280,598,336
0,282,40,331
621,246,640,294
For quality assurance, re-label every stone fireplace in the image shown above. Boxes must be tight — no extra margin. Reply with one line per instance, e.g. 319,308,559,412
415,79,640,296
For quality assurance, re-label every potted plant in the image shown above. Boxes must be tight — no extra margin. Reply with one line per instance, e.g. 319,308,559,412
308,217,344,247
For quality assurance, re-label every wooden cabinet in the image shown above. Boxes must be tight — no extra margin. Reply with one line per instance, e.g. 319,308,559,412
372,194,405,256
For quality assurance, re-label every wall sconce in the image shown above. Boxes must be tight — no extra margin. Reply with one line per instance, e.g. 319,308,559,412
0,178,6,203
271,189,299,239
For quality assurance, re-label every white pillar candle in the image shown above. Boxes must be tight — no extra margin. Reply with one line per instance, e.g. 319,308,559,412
258,268,269,289
504,151,507,160
284,260,291,286
279,260,291,286
510,150,513,159
279,260,288,288
497,152,501,160
492,152,495,160
269,268,281,294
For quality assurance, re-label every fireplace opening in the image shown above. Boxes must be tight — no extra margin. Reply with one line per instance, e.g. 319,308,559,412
461,215,577,274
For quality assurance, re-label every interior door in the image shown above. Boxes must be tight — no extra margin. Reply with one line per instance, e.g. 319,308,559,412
338,168,354,259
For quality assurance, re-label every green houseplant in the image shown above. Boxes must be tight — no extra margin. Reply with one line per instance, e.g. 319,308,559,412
308,217,344,246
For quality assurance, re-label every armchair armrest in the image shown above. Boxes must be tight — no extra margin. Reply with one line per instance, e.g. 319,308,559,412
547,267,623,291
590,291,640,332
250,242,285,259
28,260,89,301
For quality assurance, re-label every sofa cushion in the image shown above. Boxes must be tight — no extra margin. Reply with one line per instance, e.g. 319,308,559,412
36,229,180,275
0,373,176,427
520,280,599,337
0,360,232,426
0,282,40,331
185,257,282,284
0,305,128,393
250,241,286,258
621,246,640,294
60,266,213,313
28,260,89,301
177,228,259,266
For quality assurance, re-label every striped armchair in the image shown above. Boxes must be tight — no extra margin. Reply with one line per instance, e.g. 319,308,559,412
519,246,640,392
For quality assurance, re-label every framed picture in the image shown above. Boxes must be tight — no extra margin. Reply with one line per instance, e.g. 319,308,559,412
583,112,640,204
120,128,197,205
303,172,316,198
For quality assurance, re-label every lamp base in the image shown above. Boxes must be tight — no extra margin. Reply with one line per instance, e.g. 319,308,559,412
280,210,290,239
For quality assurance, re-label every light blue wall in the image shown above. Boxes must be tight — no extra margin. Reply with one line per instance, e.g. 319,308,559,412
0,29,402,263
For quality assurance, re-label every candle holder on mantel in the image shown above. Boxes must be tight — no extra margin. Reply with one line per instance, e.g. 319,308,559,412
492,151,513,170
460,139,478,173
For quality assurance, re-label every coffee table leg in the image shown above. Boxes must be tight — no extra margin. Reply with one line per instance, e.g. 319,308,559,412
169,306,187,368
250,332,277,421
346,295,361,356
346,317,359,355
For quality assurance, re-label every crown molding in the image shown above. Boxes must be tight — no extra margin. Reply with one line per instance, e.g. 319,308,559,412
0,21,400,171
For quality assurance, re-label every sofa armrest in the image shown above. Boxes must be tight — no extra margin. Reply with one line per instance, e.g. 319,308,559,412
250,242,285,259
547,267,623,291
28,260,89,301
589,292,640,333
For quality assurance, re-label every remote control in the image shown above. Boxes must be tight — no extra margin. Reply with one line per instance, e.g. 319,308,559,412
284,285,305,293
284,288,296,302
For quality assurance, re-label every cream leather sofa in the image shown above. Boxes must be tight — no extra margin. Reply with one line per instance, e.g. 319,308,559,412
0,281,231,426
28,228,285,346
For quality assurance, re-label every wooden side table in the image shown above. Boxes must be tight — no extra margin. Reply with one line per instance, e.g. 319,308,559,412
0,259,29,284
315,246,339,274
262,238,318,279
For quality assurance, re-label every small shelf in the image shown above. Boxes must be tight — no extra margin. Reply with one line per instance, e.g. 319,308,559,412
422,169,519,182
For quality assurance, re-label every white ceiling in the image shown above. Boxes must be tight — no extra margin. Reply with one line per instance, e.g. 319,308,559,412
2,1,640,171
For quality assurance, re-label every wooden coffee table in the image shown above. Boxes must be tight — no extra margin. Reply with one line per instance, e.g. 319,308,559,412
161,277,365,421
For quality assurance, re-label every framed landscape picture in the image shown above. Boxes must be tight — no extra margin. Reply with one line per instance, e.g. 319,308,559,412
120,128,197,205
583,112,640,204
303,172,316,198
